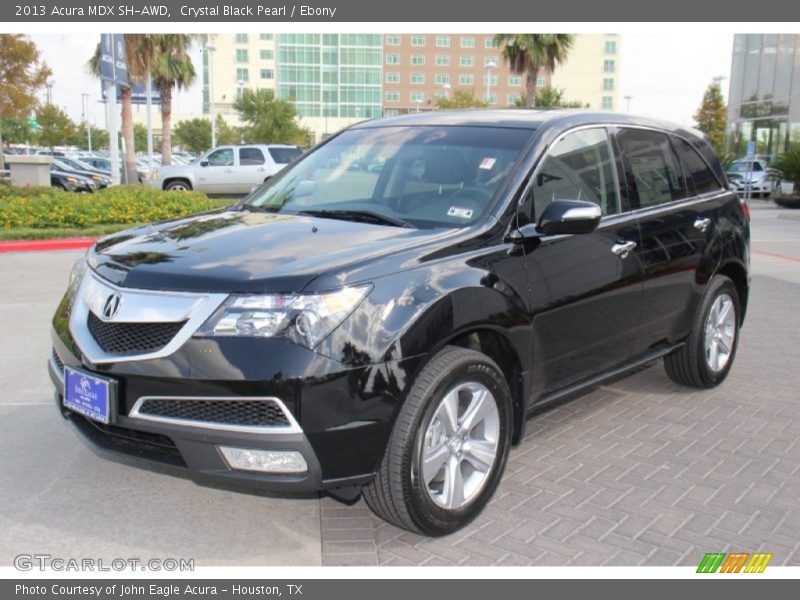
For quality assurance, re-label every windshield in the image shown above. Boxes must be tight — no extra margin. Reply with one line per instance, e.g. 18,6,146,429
269,147,303,164
729,161,763,173
245,126,532,229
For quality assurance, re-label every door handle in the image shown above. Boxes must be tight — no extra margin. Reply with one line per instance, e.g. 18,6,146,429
224,168,233,174
257,167,266,172
694,217,711,232
611,240,637,259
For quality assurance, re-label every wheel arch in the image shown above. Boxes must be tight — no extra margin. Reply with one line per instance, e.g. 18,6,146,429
716,259,749,325
162,176,193,191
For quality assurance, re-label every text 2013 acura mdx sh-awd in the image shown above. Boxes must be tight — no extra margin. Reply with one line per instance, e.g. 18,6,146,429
50,110,750,536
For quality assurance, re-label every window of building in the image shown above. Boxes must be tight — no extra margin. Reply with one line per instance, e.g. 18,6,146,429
616,128,686,208
486,94,497,105
235,49,248,63
411,35,426,47
535,76,546,87
459,74,474,85
386,35,401,46
604,59,616,73
235,34,248,44
259,34,274,41
411,54,425,65
239,147,265,165
485,38,498,48
484,56,498,67
601,96,613,109
436,36,451,48
483,74,498,86
411,72,425,84
436,55,450,66
260,49,273,60
604,40,617,54
260,69,274,79
460,56,475,67
508,76,522,86
386,53,400,65
507,93,521,105
603,78,614,91
435,73,450,85
671,136,722,196
460,37,475,48
386,91,400,102
385,72,400,83
410,91,424,103
385,109,400,116
528,128,621,218
236,68,249,82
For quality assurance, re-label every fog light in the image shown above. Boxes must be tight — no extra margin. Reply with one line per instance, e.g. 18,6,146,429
218,446,308,474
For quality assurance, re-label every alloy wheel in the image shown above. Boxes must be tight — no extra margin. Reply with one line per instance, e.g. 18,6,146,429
704,292,737,373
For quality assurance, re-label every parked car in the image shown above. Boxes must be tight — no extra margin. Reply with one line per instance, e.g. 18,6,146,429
50,110,749,535
149,144,304,194
50,167,96,193
727,159,780,197
52,158,112,189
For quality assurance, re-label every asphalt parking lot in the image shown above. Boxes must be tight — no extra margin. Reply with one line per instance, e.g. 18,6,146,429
1,200,798,567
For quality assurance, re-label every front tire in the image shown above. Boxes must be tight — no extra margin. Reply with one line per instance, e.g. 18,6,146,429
165,180,192,192
363,346,512,536
665,275,740,388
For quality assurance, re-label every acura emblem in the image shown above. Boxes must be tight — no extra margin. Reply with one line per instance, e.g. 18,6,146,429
102,293,122,320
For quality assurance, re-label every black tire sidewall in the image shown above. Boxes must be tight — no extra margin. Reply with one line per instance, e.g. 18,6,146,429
166,181,191,191
695,277,741,386
406,357,511,535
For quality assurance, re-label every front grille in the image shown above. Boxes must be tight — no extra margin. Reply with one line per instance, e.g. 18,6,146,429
87,312,185,355
136,398,291,427
51,348,64,371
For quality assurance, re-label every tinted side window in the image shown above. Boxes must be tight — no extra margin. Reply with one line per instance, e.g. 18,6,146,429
207,148,234,167
530,128,621,219
239,147,265,165
617,129,686,208
672,137,722,196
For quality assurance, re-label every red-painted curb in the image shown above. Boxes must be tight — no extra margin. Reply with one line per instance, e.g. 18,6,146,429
0,237,99,253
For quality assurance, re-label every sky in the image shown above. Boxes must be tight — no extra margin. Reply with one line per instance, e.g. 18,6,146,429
30,32,734,130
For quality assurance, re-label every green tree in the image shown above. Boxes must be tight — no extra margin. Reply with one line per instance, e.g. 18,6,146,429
513,86,586,108
234,89,310,145
72,123,109,150
693,81,727,156
173,118,211,153
35,104,76,149
494,34,575,108
770,146,800,195
151,34,196,165
0,34,51,170
0,116,33,146
133,122,149,153
215,114,240,146
435,89,488,109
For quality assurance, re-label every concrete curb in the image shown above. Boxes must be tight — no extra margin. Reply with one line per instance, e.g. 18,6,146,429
0,237,98,254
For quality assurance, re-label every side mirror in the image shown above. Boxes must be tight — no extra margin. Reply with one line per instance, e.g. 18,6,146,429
537,199,602,236
293,180,317,198
200,160,209,167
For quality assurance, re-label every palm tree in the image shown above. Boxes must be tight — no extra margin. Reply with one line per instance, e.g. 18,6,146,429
151,34,196,166
494,34,575,108
88,35,155,184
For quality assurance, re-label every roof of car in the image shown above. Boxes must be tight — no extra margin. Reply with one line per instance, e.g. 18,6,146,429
352,109,702,138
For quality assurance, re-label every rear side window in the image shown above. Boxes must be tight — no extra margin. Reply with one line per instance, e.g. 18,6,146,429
617,128,686,208
239,147,265,165
269,147,303,164
671,137,722,196
529,127,621,219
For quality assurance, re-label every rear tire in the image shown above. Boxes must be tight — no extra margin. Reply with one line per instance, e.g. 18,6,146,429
664,275,740,388
363,345,512,536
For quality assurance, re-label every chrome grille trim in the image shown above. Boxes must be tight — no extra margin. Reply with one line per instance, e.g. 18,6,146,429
69,269,227,364
50,349,64,384
128,396,302,435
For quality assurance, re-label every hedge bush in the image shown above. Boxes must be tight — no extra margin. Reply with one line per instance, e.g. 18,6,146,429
0,184,217,229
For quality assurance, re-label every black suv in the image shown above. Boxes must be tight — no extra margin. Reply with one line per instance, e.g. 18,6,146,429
50,110,750,536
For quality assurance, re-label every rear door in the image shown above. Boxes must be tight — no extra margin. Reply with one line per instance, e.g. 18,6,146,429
520,127,645,396
237,146,269,193
614,128,723,350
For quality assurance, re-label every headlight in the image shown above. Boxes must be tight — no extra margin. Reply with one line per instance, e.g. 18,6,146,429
67,256,87,300
92,175,101,180
196,285,372,348
66,176,77,182
151,170,159,180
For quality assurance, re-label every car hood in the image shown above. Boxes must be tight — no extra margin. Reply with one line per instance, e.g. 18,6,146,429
89,210,455,293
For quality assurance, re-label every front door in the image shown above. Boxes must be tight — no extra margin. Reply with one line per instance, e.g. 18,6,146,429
518,127,644,398
197,147,235,194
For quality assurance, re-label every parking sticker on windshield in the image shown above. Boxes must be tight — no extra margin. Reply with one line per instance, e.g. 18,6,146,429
448,206,474,219
479,157,497,170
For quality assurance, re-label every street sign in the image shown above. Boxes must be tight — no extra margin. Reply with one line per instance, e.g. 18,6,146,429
99,34,128,86
746,140,756,160
27,116,41,130
100,83,160,104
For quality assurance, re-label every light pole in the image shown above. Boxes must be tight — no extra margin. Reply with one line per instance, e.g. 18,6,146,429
205,36,217,149
46,81,54,105
485,58,497,106
624,95,633,113
81,92,92,152
415,100,420,113
145,34,154,172
443,82,451,101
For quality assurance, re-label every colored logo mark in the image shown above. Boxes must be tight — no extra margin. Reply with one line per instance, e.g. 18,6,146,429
697,552,773,573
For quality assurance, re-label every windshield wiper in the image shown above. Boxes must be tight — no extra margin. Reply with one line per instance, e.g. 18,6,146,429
297,209,414,228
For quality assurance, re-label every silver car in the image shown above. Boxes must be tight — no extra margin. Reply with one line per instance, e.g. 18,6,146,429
727,159,780,197
149,144,303,195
